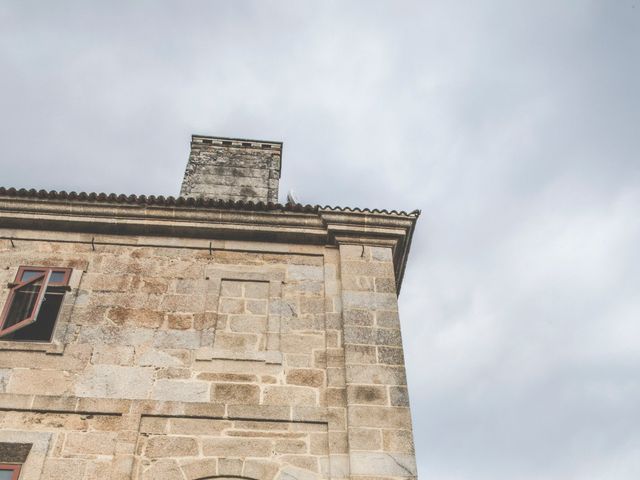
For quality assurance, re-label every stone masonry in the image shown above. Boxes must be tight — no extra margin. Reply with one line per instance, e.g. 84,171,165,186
180,135,282,203
0,136,419,479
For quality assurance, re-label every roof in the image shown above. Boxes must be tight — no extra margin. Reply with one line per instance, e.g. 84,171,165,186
0,186,420,293
0,187,420,218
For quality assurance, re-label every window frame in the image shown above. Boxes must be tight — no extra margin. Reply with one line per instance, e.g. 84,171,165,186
15,266,72,287
0,463,21,480
0,267,72,340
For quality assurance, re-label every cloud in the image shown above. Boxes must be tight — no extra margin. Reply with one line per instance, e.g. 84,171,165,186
1,1,639,478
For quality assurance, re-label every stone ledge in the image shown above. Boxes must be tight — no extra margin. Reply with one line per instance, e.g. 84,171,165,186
0,341,64,355
0,195,417,291
196,348,283,365
0,393,329,424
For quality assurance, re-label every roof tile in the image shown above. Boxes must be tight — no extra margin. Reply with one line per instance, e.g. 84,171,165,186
0,187,420,217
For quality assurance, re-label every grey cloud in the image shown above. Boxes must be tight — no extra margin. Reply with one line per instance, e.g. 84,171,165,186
1,1,639,478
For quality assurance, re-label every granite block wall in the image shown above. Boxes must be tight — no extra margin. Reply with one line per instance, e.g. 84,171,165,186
0,229,416,479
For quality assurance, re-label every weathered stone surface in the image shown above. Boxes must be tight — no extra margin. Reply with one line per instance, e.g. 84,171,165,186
341,260,395,278
77,325,154,346
243,459,280,480
287,265,324,281
211,382,260,404
346,365,407,386
8,369,72,396
344,309,375,326
375,277,397,293
91,345,135,366
389,386,411,407
349,428,383,450
153,331,201,349
349,452,417,476
370,246,394,262
224,406,291,425
180,136,282,203
41,459,86,480
151,379,210,402
376,310,401,329
139,417,168,434
218,457,244,476
220,280,243,297
145,436,198,458
344,326,402,346
141,459,184,480
377,346,405,365
75,365,154,399
83,460,112,480
383,429,415,453
347,385,388,405
263,386,317,406
168,418,231,435
63,432,117,455
278,464,319,480
181,458,218,480
345,345,377,364
202,437,272,457
244,281,270,298
286,369,325,388
136,349,187,368
166,313,193,330
343,291,398,310
280,333,324,353
348,406,413,429
196,372,257,382
106,307,164,328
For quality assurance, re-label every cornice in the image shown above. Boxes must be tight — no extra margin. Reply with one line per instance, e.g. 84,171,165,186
0,190,420,293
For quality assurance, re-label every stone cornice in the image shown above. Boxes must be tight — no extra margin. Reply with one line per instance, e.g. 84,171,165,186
0,194,419,292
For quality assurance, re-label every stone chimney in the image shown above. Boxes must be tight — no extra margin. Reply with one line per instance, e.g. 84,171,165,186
180,135,282,203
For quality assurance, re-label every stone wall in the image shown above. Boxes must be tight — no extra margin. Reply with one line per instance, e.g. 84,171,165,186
339,245,415,477
0,228,416,479
180,135,282,203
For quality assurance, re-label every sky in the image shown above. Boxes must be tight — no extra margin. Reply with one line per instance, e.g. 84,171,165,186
1,1,639,478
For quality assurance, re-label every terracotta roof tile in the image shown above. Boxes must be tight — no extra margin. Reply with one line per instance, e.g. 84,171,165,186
0,187,420,217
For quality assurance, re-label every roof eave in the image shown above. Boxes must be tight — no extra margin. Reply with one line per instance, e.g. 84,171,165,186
0,193,420,293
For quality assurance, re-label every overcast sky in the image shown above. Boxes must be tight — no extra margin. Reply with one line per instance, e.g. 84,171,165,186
1,1,639,478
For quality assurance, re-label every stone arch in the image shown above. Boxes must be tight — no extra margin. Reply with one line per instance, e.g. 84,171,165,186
181,458,281,480
197,477,256,480
275,465,322,480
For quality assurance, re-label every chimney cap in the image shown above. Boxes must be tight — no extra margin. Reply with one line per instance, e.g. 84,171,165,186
191,134,283,151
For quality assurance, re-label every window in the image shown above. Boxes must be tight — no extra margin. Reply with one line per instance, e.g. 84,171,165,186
0,464,20,480
0,267,71,341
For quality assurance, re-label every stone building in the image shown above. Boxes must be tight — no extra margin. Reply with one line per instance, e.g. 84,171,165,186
0,135,420,480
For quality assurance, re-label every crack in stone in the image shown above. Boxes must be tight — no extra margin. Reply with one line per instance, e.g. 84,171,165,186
386,453,414,476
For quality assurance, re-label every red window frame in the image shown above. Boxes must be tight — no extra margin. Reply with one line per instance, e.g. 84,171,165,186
0,266,72,338
15,266,71,287
0,464,21,479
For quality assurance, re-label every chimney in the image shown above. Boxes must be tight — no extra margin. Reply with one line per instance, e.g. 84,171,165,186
180,135,282,203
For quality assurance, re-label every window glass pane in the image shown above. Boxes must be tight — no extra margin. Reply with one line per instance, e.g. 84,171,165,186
2,277,43,332
0,469,16,479
50,271,66,283
8,291,63,342
20,270,43,282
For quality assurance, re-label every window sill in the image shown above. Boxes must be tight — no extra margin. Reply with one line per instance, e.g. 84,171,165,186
0,341,64,355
